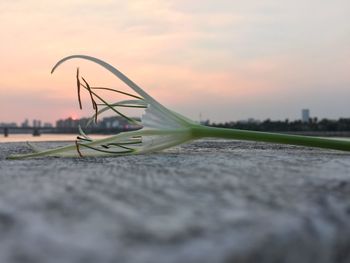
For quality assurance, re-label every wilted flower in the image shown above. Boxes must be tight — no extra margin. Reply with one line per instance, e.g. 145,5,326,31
9,55,199,158
8,55,350,159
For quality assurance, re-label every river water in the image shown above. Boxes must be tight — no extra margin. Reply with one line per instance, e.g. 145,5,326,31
0,134,109,143
1,133,349,143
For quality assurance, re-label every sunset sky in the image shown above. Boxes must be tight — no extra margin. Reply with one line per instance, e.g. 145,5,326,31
0,0,349,125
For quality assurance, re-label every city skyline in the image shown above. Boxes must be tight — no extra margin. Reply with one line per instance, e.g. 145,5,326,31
0,108,339,128
4,110,350,138
0,1,349,123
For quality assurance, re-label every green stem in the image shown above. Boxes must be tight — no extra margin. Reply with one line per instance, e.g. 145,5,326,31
193,126,350,152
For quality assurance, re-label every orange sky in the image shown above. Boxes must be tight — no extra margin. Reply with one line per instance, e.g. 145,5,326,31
0,0,349,124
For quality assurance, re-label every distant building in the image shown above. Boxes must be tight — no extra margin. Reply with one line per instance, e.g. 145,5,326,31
237,118,261,124
32,119,42,128
21,119,29,128
302,109,310,123
43,122,53,128
54,116,141,131
99,116,136,130
56,117,78,128
102,117,120,129
0,122,17,128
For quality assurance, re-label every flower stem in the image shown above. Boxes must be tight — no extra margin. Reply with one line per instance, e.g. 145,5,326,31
192,126,350,152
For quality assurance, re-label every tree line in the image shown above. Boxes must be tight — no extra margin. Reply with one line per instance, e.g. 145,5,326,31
208,118,350,132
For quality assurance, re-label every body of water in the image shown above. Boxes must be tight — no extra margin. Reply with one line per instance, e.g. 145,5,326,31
0,134,109,143
1,133,349,143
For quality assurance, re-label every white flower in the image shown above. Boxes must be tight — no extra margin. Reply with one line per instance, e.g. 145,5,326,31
9,55,199,158
11,55,349,159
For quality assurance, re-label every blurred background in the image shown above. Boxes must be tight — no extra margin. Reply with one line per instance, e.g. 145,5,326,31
0,0,349,126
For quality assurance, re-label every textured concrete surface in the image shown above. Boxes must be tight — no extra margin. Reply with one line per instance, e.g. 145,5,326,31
0,140,350,263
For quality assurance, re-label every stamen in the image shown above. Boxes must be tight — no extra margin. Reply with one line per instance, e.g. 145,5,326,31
91,87,143,100
100,141,142,151
77,136,92,142
107,141,142,146
75,140,83,157
104,143,132,151
81,77,98,123
76,68,82,109
96,103,146,108
79,143,134,154
78,125,92,141
80,82,137,124
86,100,145,127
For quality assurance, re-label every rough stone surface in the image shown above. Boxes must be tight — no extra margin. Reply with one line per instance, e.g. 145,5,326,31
0,140,350,263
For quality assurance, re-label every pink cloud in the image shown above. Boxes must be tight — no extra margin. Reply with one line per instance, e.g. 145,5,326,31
0,0,349,123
